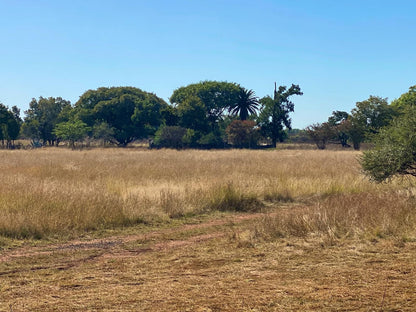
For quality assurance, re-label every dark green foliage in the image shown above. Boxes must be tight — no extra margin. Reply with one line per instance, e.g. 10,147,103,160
346,96,396,150
176,96,210,133
351,96,395,135
361,106,416,182
391,85,416,112
92,122,114,146
0,103,21,147
75,87,169,146
327,111,350,147
160,104,179,127
257,84,303,147
197,132,225,148
23,97,71,145
154,126,188,149
170,81,241,132
328,110,349,126
229,88,259,120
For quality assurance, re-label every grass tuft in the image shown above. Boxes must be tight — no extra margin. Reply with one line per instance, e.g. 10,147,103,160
205,183,263,212
251,192,416,242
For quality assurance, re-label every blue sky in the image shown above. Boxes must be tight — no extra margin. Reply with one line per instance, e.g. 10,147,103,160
0,0,415,128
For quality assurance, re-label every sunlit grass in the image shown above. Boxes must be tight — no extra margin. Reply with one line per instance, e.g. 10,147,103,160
0,148,411,239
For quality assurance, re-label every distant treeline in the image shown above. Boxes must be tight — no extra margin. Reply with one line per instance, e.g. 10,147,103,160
0,82,414,150
305,86,416,150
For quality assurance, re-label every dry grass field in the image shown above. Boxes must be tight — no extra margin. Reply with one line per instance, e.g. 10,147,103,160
1,148,416,311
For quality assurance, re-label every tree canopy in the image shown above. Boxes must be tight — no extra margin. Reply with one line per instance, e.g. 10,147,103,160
391,85,416,112
361,106,416,182
53,119,90,149
75,87,169,146
229,88,259,121
22,97,71,145
170,81,241,131
307,95,399,150
351,96,395,135
257,84,303,147
0,103,21,147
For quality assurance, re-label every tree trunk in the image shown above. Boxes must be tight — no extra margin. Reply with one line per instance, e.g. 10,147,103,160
353,141,361,150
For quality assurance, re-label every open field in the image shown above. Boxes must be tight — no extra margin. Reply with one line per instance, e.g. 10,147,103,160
1,148,416,311
0,148,401,240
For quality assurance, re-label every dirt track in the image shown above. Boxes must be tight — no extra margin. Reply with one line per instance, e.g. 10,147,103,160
0,212,265,264
2,208,416,311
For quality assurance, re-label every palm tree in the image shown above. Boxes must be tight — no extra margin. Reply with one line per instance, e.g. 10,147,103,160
230,88,259,120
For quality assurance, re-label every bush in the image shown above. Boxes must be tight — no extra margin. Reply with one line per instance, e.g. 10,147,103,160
305,122,335,149
226,120,259,148
361,107,416,182
154,126,187,149
197,132,224,148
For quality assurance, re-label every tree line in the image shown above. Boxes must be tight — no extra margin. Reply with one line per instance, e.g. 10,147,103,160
1,82,415,162
301,85,416,182
0,81,303,149
305,86,415,151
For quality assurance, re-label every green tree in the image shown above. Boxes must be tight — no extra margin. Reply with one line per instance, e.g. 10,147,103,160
154,126,187,149
75,87,169,146
229,88,259,120
23,97,71,145
177,96,209,134
0,103,21,148
92,122,114,146
343,117,365,150
351,96,395,135
361,106,416,182
11,106,22,126
53,119,90,149
346,96,396,150
170,81,241,132
257,84,303,148
391,85,416,112
328,111,350,147
328,110,349,126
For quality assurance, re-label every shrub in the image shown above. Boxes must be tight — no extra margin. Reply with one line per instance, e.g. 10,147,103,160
361,107,416,182
154,126,187,149
305,122,335,149
206,183,262,212
226,120,259,148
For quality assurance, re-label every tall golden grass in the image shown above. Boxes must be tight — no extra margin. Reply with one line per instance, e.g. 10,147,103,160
0,148,413,239
252,192,416,243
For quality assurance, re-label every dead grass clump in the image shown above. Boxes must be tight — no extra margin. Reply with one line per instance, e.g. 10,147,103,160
263,189,294,203
252,192,416,242
0,190,132,239
205,183,263,212
159,189,189,218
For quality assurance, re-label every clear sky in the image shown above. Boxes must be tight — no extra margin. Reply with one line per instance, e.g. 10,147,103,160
0,0,415,128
